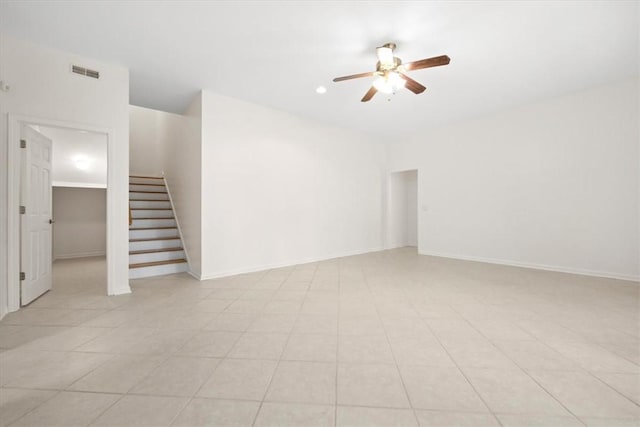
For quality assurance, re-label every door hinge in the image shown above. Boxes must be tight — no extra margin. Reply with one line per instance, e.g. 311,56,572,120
20,272,25,281
20,139,26,148
19,205,26,214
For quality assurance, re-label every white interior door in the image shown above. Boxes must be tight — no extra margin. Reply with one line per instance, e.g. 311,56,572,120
20,125,53,305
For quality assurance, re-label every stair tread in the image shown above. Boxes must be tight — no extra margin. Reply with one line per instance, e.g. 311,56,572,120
132,217,175,220
131,208,172,210
129,226,177,230
130,259,187,269
129,183,165,187
129,175,163,179
130,237,180,242
129,190,168,194
130,247,183,255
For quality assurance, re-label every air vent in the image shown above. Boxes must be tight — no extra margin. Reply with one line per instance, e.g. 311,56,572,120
71,64,100,79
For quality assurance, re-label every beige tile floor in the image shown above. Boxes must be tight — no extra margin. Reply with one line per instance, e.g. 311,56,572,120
0,249,638,426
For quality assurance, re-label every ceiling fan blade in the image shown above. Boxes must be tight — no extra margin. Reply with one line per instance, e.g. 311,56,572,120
399,73,426,94
403,55,450,71
361,86,377,102
333,71,375,82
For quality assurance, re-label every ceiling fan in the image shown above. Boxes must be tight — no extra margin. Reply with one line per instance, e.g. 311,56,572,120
333,43,450,102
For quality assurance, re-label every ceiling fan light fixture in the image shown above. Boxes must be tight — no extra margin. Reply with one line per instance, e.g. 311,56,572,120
376,46,394,67
388,72,405,89
332,43,449,102
372,76,390,94
373,71,405,94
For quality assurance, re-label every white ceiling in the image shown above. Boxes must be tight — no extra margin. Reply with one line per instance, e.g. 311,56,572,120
2,1,638,138
34,126,108,188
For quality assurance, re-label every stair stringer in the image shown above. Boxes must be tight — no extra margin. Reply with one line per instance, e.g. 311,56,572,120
162,176,193,275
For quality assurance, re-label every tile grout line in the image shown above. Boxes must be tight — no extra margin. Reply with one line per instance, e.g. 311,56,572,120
249,264,309,427
513,322,640,410
419,312,504,427
363,257,423,426
544,319,640,408
334,260,342,427
4,388,63,427
170,288,249,425
70,285,241,425
455,311,589,426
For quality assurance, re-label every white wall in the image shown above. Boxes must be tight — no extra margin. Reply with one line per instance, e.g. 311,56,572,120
199,91,384,279
0,35,130,318
53,187,106,259
161,95,203,277
387,77,640,280
129,106,164,176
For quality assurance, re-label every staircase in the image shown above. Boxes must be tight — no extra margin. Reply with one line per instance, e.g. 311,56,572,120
129,176,188,279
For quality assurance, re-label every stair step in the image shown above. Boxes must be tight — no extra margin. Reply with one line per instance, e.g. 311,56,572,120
129,192,169,201
130,228,178,240
129,236,181,242
130,175,163,179
129,226,177,230
129,248,185,264
130,201,172,209
130,176,165,185
134,217,174,220
130,181,165,189
129,190,167,194
130,237,181,252
130,258,187,269
130,247,183,255
130,209,174,219
129,259,188,279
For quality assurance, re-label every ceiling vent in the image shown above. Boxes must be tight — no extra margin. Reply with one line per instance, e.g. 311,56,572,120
71,65,100,79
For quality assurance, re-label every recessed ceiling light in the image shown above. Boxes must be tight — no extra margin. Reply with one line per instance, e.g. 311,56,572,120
315,86,327,94
74,155,90,170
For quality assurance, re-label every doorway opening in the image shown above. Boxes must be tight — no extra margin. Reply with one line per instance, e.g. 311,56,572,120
20,124,108,305
45,125,108,300
7,115,118,311
386,169,418,250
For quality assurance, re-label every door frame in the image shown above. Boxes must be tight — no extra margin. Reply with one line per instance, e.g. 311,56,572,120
384,168,419,251
7,114,121,311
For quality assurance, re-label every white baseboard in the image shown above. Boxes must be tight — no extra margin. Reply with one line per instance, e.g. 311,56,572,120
198,246,383,281
384,244,418,250
419,250,640,282
54,251,106,260
109,285,132,296
187,270,201,280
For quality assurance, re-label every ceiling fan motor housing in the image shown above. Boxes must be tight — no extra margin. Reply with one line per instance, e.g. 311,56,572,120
376,57,402,72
